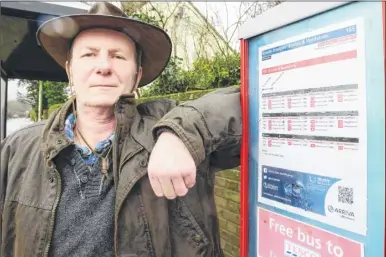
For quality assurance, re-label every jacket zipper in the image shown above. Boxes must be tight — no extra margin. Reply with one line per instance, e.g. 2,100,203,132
113,102,123,257
112,102,121,191
43,168,62,257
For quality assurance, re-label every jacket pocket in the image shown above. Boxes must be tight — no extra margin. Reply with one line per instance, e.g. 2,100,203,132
2,200,52,257
169,198,210,256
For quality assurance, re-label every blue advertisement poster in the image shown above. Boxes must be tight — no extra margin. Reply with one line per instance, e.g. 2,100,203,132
261,165,341,215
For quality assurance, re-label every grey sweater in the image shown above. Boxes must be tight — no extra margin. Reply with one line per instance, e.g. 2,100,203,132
49,147,115,257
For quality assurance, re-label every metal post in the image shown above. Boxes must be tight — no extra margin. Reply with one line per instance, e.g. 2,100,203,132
239,38,249,257
1,71,8,140
38,80,43,121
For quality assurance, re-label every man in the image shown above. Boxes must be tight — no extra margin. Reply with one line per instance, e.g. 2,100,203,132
0,2,241,257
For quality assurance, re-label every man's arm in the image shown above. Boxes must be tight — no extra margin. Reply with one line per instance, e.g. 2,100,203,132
153,86,241,170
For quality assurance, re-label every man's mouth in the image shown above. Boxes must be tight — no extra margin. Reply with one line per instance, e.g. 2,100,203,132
90,85,117,88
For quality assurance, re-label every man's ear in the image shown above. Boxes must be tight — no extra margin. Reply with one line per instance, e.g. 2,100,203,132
65,60,71,79
133,66,143,91
65,60,75,96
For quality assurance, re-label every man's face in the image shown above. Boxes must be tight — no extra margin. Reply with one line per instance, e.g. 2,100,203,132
66,28,142,107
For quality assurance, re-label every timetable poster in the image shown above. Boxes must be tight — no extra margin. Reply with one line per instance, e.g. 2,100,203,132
257,18,367,235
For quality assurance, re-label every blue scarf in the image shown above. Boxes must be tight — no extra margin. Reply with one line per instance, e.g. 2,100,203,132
64,113,115,166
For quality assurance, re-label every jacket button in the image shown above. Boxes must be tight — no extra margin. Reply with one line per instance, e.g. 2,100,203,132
47,161,55,169
140,159,147,167
193,234,201,242
56,139,63,145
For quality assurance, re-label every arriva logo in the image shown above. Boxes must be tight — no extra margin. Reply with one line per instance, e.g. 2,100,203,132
328,205,355,218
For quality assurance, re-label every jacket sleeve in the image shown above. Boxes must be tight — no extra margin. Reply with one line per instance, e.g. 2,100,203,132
153,86,241,170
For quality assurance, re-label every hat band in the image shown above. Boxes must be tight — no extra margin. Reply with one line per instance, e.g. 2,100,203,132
68,25,138,49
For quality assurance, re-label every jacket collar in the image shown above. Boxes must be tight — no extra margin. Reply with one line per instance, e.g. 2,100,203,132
41,93,139,165
129,110,155,153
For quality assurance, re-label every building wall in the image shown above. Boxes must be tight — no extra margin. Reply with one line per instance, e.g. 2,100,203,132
215,168,241,257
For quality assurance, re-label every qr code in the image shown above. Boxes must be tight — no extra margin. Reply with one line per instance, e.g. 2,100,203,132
338,186,354,204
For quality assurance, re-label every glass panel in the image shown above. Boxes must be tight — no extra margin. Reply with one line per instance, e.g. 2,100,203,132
5,79,34,137
0,75,6,140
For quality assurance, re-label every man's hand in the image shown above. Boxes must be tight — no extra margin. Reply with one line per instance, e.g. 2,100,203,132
148,132,196,199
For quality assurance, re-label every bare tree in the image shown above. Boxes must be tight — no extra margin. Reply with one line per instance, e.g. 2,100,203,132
123,2,281,70
121,2,150,16
184,2,281,53
186,2,236,58
139,2,183,29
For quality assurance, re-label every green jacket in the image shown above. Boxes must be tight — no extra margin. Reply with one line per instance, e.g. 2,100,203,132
0,87,242,257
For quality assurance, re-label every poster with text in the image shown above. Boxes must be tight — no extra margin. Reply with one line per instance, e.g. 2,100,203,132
257,208,364,257
257,18,367,235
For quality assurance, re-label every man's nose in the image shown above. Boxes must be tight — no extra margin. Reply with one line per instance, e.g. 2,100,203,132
95,54,112,75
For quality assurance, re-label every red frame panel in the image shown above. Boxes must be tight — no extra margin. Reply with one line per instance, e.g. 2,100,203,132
383,2,386,257
240,39,249,257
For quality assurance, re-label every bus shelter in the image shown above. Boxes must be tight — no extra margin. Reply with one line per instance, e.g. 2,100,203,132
1,1,88,139
239,2,385,256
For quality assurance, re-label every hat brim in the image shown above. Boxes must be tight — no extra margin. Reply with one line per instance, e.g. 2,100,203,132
36,14,172,87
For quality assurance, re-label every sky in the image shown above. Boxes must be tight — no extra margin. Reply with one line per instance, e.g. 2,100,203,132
6,1,254,101
7,81,19,101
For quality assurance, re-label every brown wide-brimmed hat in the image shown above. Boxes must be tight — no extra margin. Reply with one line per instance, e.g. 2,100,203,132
36,2,172,87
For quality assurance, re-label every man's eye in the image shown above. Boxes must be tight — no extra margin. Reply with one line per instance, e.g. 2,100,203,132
82,53,94,57
114,55,125,59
